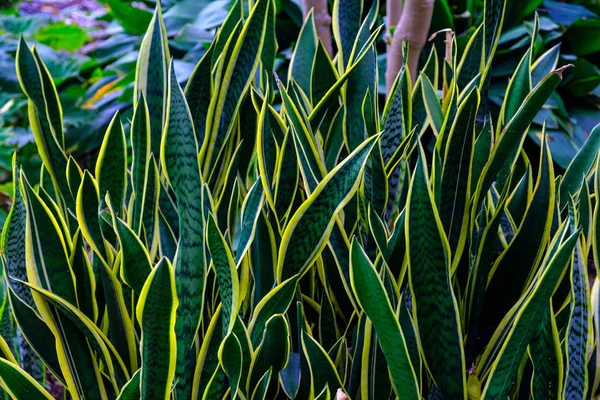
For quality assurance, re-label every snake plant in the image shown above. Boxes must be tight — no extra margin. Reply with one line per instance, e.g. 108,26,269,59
0,0,599,399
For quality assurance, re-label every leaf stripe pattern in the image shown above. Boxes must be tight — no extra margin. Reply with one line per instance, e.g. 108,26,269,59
161,62,205,399
407,145,466,399
277,135,378,281
563,217,592,399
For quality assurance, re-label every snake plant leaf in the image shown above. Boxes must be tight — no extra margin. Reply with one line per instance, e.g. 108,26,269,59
207,215,240,334
7,288,63,384
251,367,272,400
129,95,151,233
235,180,265,265
261,0,277,75
256,96,278,210
482,0,505,79
30,47,63,147
301,329,345,395
456,25,483,91
594,156,600,275
332,0,362,68
579,180,593,251
421,74,443,136
483,139,554,330
219,333,243,398
344,19,377,152
98,256,138,374
16,39,71,210
76,171,106,261
279,81,324,192
201,0,269,177
507,168,532,227
274,130,299,222
210,0,243,67
248,314,289,394
501,30,533,124
2,159,34,308
136,258,178,400
161,61,206,398
249,275,299,346
134,4,169,156
69,229,97,321
185,43,213,147
563,219,593,399
0,358,53,400
140,155,160,252
96,111,127,213
481,224,579,398
350,239,420,399
559,124,600,209
22,177,76,305
114,217,152,294
201,365,227,399
250,211,277,307
406,144,466,399
192,306,223,398
278,134,378,281
290,10,317,97
308,26,381,123
24,283,129,386
440,88,479,263
116,369,140,400
531,43,561,87
311,40,339,116
474,66,567,208
529,304,562,400
66,156,82,201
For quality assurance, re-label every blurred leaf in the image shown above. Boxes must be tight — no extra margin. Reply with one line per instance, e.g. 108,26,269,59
33,21,90,52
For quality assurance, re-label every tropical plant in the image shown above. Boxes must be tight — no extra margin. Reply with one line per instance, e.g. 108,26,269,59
1,0,600,399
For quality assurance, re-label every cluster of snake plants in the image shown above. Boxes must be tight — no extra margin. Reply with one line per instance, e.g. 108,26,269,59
1,0,599,398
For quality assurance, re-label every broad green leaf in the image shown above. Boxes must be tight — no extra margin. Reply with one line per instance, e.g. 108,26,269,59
0,358,53,400
136,258,178,400
406,145,466,399
207,215,240,334
135,4,169,156
277,134,378,281
350,239,419,399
